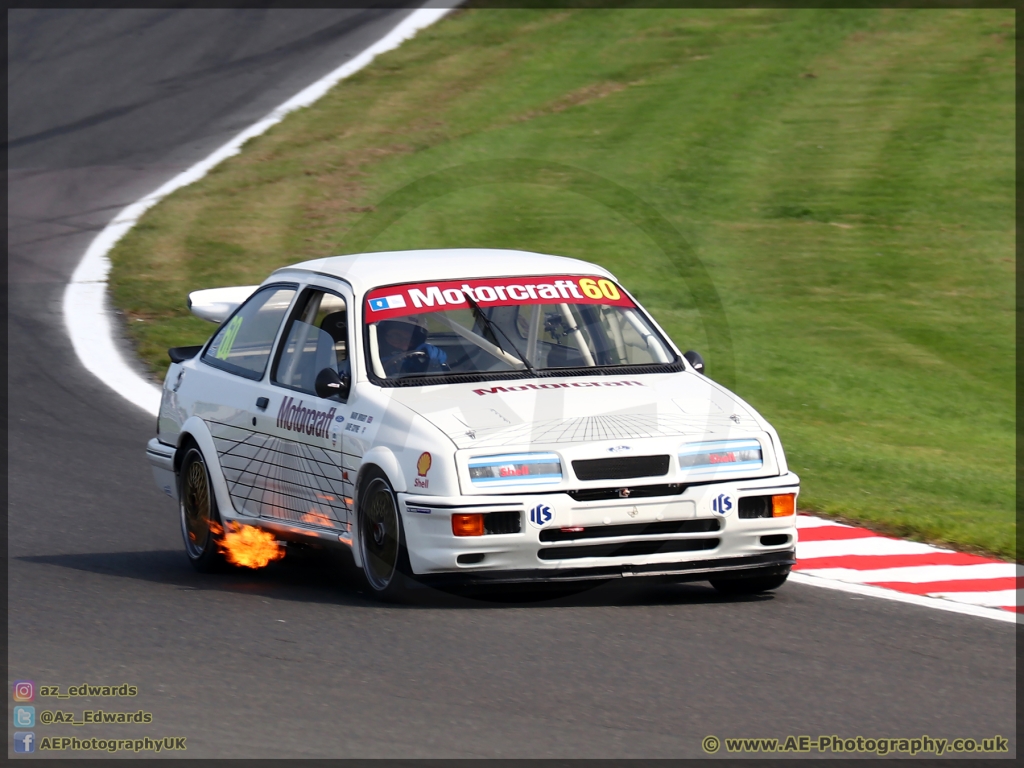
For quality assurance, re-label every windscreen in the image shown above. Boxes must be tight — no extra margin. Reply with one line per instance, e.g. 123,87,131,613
364,275,676,381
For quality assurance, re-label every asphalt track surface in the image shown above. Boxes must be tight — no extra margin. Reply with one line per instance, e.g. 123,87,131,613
6,9,1018,759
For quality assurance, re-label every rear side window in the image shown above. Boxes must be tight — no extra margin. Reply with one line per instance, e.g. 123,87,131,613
202,285,296,380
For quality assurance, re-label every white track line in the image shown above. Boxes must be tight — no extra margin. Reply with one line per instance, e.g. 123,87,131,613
796,537,950,559
788,574,1017,624
798,563,1019,583
62,6,452,416
794,515,854,529
926,589,1020,608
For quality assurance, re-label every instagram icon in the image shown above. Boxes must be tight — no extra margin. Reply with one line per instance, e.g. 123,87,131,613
13,681,34,702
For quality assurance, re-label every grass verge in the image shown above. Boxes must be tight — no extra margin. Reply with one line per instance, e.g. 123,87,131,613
109,8,1015,558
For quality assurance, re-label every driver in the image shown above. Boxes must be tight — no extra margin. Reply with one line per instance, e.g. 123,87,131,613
377,316,447,374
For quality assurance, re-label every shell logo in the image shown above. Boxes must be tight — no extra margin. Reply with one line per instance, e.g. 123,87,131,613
416,452,432,477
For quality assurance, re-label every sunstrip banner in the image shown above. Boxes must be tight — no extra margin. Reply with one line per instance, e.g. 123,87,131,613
364,275,635,321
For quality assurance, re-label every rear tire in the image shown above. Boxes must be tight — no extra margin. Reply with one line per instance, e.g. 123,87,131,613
178,445,226,573
356,467,412,600
710,573,789,595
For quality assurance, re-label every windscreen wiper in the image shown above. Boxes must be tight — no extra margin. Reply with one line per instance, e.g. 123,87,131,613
463,293,537,376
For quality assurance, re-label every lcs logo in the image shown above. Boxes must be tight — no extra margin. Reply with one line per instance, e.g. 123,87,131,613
711,493,732,514
529,504,553,528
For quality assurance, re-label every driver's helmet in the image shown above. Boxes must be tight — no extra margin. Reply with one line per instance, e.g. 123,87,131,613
377,316,428,356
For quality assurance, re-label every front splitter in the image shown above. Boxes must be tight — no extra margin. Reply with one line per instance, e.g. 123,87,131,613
416,549,795,587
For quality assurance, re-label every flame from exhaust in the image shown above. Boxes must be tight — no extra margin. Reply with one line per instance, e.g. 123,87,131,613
209,522,285,569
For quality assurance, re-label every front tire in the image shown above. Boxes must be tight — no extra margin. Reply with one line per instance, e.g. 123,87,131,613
178,445,226,573
710,573,789,595
356,468,411,600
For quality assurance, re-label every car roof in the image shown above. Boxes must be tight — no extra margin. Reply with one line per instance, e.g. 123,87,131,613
272,248,616,295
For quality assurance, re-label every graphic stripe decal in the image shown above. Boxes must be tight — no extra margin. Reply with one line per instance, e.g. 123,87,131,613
209,421,352,529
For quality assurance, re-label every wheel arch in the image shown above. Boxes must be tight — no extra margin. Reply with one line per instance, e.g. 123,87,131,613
357,447,408,495
176,416,236,521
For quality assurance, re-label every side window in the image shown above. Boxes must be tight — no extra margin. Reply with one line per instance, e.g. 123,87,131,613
202,285,296,380
273,288,349,396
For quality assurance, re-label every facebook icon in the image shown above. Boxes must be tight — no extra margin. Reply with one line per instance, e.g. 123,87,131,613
13,731,35,753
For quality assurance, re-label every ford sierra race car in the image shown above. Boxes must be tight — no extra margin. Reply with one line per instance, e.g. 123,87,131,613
147,249,799,599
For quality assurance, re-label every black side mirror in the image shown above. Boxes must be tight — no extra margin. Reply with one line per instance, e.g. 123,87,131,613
315,362,350,401
683,350,705,375
168,345,202,363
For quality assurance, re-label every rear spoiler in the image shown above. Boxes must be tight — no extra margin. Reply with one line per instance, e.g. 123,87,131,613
187,285,259,323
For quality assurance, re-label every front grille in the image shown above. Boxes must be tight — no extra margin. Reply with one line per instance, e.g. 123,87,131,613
484,511,521,535
539,537,719,560
739,495,772,519
572,455,670,481
540,517,719,543
567,483,684,503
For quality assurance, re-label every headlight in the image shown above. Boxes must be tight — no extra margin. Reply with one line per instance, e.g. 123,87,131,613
678,440,763,473
467,452,562,487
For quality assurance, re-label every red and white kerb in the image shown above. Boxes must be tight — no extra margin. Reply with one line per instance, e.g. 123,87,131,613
364,275,635,321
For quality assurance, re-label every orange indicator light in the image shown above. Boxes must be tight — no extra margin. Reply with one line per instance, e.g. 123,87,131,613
772,494,796,517
452,513,485,537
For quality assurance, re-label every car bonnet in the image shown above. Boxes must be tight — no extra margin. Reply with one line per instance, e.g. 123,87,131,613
382,372,765,450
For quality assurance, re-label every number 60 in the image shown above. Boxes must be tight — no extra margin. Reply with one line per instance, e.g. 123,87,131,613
578,278,621,301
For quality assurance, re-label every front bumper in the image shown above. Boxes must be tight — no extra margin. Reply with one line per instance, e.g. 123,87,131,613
147,437,177,500
400,472,800,582
417,549,794,587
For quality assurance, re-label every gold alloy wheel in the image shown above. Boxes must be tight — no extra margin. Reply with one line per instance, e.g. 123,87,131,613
181,449,212,559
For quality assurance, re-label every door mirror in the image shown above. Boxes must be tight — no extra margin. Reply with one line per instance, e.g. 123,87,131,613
315,363,350,401
683,350,705,375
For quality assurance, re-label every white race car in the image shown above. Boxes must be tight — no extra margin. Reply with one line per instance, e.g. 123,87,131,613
147,249,799,598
